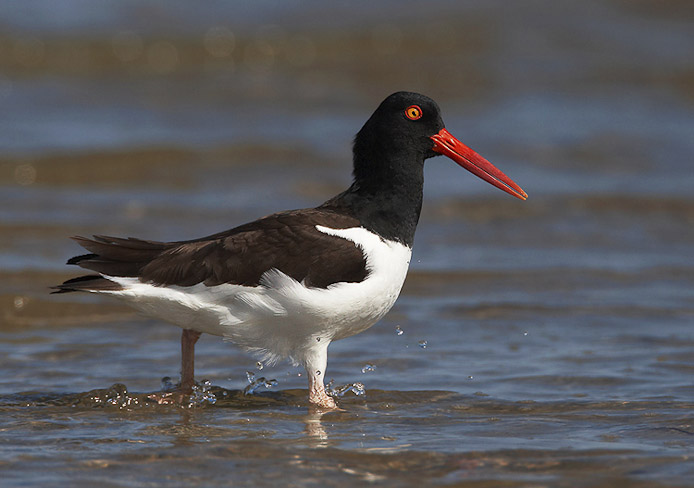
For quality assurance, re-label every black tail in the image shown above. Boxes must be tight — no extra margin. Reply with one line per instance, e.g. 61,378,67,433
52,234,171,294
51,275,123,294
67,235,169,276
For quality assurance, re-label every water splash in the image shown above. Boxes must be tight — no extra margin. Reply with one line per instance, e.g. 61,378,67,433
85,383,142,409
256,361,264,370
418,340,428,349
395,325,404,336
154,376,216,407
326,379,366,398
188,379,217,406
361,363,376,373
104,383,135,408
243,371,278,395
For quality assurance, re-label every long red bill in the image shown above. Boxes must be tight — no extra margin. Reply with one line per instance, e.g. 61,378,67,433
430,128,527,200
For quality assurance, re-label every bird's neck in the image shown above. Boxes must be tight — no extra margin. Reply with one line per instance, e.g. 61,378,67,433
322,153,425,247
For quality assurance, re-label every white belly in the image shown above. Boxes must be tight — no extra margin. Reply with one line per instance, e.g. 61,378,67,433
101,226,412,365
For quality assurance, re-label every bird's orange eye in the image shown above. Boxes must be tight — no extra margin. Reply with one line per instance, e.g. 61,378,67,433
405,105,422,120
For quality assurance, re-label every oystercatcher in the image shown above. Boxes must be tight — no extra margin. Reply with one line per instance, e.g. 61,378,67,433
53,92,526,409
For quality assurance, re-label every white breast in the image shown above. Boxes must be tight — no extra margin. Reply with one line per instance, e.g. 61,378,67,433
100,226,412,365
311,225,412,340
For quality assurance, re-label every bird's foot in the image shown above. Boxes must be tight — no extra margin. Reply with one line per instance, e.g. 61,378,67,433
309,386,338,410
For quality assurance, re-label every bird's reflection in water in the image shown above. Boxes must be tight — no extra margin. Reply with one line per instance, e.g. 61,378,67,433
304,408,330,447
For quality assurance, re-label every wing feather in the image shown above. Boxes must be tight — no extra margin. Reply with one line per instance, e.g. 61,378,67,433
57,209,368,291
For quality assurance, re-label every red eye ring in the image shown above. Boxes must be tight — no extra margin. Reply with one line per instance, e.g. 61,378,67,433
405,105,423,120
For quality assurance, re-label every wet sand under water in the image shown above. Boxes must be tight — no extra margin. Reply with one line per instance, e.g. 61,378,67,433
1,0,694,486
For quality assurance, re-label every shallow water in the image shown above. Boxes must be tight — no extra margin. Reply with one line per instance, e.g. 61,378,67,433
1,1,693,486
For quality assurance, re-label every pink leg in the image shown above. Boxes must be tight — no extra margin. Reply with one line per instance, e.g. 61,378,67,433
180,329,201,395
308,372,337,409
305,344,337,409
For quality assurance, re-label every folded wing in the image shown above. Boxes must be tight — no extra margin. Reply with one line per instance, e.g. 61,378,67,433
53,209,368,293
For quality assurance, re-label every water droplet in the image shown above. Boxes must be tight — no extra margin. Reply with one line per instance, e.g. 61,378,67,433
245,371,255,384
418,340,428,349
467,375,474,380
523,331,529,336
243,376,279,395
395,326,404,336
316,337,321,342
351,383,366,396
327,381,366,398
316,370,321,376
243,377,264,395
190,378,217,406
86,383,142,409
256,361,264,370
361,363,376,373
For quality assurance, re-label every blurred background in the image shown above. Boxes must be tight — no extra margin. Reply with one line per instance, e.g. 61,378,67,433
1,1,693,486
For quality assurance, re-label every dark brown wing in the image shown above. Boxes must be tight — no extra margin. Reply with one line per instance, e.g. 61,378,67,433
55,209,367,291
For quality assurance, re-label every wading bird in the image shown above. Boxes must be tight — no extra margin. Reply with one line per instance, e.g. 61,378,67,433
54,92,527,409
